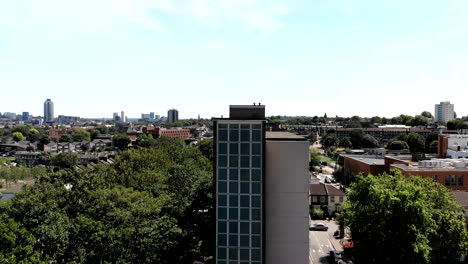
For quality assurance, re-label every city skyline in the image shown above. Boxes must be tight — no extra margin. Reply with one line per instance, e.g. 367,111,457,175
1,0,468,118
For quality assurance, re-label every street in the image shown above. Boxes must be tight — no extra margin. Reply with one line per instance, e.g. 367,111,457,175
309,220,343,264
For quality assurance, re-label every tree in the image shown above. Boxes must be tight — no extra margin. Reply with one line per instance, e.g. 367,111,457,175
406,132,426,153
96,126,109,135
27,128,40,143
71,130,91,142
198,139,214,162
411,115,429,127
339,172,468,263
421,111,433,119
338,137,352,148
370,116,382,124
88,129,100,140
321,133,339,149
136,134,156,148
113,134,131,150
361,134,379,148
51,152,79,169
12,132,25,142
59,134,73,143
387,140,409,150
310,150,322,167
350,129,365,149
447,120,468,130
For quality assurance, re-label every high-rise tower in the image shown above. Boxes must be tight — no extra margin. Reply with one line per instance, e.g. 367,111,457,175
44,99,54,123
435,101,455,123
214,104,309,264
168,109,179,123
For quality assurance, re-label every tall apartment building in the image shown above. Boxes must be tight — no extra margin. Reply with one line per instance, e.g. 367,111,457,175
113,112,120,121
168,109,178,123
214,105,309,264
435,101,455,123
44,99,54,123
120,111,126,122
22,112,31,121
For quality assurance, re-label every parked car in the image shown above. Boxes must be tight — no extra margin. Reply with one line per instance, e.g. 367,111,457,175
310,223,328,231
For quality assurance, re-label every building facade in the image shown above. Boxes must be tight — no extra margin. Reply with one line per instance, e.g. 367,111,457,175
44,99,54,123
168,109,179,123
214,105,309,264
435,101,455,123
438,134,468,158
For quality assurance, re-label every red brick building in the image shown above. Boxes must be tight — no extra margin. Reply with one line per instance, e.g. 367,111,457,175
153,128,190,139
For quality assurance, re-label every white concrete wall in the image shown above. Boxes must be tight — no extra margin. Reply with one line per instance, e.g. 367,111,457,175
265,140,310,264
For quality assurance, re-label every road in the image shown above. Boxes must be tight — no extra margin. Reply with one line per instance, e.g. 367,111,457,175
309,220,343,264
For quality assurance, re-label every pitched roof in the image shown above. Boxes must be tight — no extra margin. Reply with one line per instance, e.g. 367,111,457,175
325,185,346,196
309,183,327,195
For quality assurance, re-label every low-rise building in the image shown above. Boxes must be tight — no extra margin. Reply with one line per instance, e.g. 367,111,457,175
15,151,41,166
152,128,190,139
309,183,347,215
438,134,468,158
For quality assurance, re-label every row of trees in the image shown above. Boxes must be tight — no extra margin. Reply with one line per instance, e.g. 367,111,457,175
339,171,468,263
0,137,214,263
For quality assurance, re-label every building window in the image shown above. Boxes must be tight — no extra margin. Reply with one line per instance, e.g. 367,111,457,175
312,196,318,203
218,181,227,193
219,130,228,141
240,156,250,168
451,175,456,185
229,129,239,141
252,156,261,168
251,169,261,181
240,196,249,207
229,143,238,154
218,234,227,246
229,221,238,234
218,195,227,206
251,196,261,208
218,221,227,233
219,155,227,167
252,143,261,154
252,130,262,142
241,130,250,141
229,208,238,220
432,175,437,182
218,247,227,260
229,182,238,193
229,195,238,207
229,169,238,181
240,169,249,181
251,182,261,194
458,175,464,186
240,209,249,220
445,175,450,186
229,155,239,167
320,196,325,203
330,196,335,203
339,196,344,202
240,143,250,155
240,183,249,193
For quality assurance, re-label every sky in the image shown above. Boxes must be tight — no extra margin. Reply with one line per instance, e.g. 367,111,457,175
0,0,467,119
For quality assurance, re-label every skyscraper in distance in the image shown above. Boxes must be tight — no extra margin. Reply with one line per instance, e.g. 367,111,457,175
121,111,126,122
168,109,178,123
44,99,54,123
435,101,455,123
214,104,309,264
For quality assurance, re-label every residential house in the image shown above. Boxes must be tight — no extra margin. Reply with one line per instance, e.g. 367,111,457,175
309,183,347,215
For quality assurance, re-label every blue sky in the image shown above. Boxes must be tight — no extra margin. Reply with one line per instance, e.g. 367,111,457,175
0,0,467,119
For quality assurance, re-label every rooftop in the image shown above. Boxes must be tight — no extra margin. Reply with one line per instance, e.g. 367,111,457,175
266,132,307,141
343,155,385,165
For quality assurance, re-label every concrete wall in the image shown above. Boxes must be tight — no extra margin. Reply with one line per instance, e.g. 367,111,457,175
265,140,309,264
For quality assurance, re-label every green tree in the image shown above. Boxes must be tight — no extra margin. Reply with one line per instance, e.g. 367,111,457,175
411,115,429,127
370,116,382,124
339,172,468,263
88,129,100,140
59,134,73,143
406,132,426,153
198,139,214,162
387,140,409,150
51,152,79,169
421,111,433,119
112,134,131,150
350,129,365,149
447,120,468,130
27,128,40,143
310,150,322,167
12,132,25,142
71,130,91,142
136,134,157,148
361,134,379,148
338,137,352,148
96,126,109,135
321,133,339,149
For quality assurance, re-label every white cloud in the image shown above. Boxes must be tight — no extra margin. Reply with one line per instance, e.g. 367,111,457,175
0,0,292,35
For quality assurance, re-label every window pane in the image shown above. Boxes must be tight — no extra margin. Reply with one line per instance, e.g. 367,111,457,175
229,208,238,220
229,236,238,248
240,169,250,181
252,249,261,261
218,181,227,193
229,195,238,207
229,155,239,167
252,209,261,220
240,222,249,234
252,130,261,141
219,143,227,154
219,169,227,180
241,143,250,155
219,130,228,141
459,175,464,186
219,155,227,167
218,234,227,246
219,207,227,220
252,182,261,194
252,235,261,247
229,169,238,181
252,196,261,208
241,124,250,129
229,143,239,154
241,130,250,141
218,247,227,260
229,182,238,193
229,124,239,129
240,209,249,220
218,195,227,206
241,156,250,168
218,221,227,233
230,130,239,141
229,247,238,260
240,235,249,247
445,175,450,185
252,124,261,129
252,156,261,168
240,195,249,207
451,175,456,185
219,124,228,129
229,221,238,233
252,169,261,181
240,182,249,193
251,222,261,234
252,143,261,154
240,249,250,261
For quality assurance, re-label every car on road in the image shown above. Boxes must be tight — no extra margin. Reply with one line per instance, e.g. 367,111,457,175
310,223,328,231
329,250,344,263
